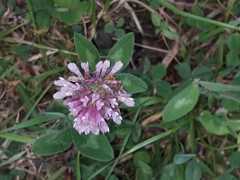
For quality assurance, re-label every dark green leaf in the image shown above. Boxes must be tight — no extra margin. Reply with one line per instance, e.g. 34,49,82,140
107,33,134,68
74,33,100,68
226,51,240,66
53,0,94,24
72,130,114,162
117,73,148,94
135,161,153,180
229,151,240,168
175,63,192,80
227,33,240,53
218,173,237,180
150,64,166,80
32,129,72,156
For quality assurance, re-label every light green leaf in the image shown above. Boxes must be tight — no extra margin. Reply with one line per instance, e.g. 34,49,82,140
173,154,195,165
74,33,100,68
0,133,33,143
32,129,72,156
163,82,200,122
107,33,134,68
3,112,65,132
198,111,229,135
185,160,202,180
72,130,114,162
199,81,240,92
117,73,148,94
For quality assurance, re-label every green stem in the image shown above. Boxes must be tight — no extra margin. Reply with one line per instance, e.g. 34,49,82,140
26,0,37,29
76,151,81,180
105,108,141,179
158,0,240,31
87,128,177,180
122,128,177,157
4,38,78,56
23,84,52,121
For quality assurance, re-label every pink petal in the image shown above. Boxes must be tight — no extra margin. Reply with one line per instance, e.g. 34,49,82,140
67,63,83,79
118,95,135,107
81,62,89,74
109,61,123,75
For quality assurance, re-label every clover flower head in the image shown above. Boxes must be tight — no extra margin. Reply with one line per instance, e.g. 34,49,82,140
53,60,134,135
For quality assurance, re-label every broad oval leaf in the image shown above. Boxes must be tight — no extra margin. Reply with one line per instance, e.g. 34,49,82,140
74,33,100,68
198,111,229,135
72,130,114,162
32,129,72,156
185,160,202,180
163,82,200,122
107,33,134,68
117,73,148,94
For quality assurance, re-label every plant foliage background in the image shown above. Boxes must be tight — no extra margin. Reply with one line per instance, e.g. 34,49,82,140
1,0,240,179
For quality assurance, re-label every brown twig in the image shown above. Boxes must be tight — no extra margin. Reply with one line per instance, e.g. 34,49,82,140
141,112,162,127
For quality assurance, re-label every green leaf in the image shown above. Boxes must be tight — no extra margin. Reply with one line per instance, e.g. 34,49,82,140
226,51,240,67
160,163,185,180
0,133,33,143
227,33,240,53
53,0,94,24
175,63,192,80
133,151,151,165
27,0,54,29
163,82,200,122
72,130,114,162
229,151,240,168
74,33,100,68
32,129,72,156
135,161,153,180
173,154,195,165
135,96,161,107
151,13,179,40
198,111,229,135
3,112,65,132
199,81,240,92
185,160,202,180
150,64,166,80
117,73,148,94
107,32,134,68
218,173,237,180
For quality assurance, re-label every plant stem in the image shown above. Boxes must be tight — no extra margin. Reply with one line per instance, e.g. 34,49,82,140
3,38,78,56
105,108,141,180
158,0,240,31
129,0,240,32
76,151,81,180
